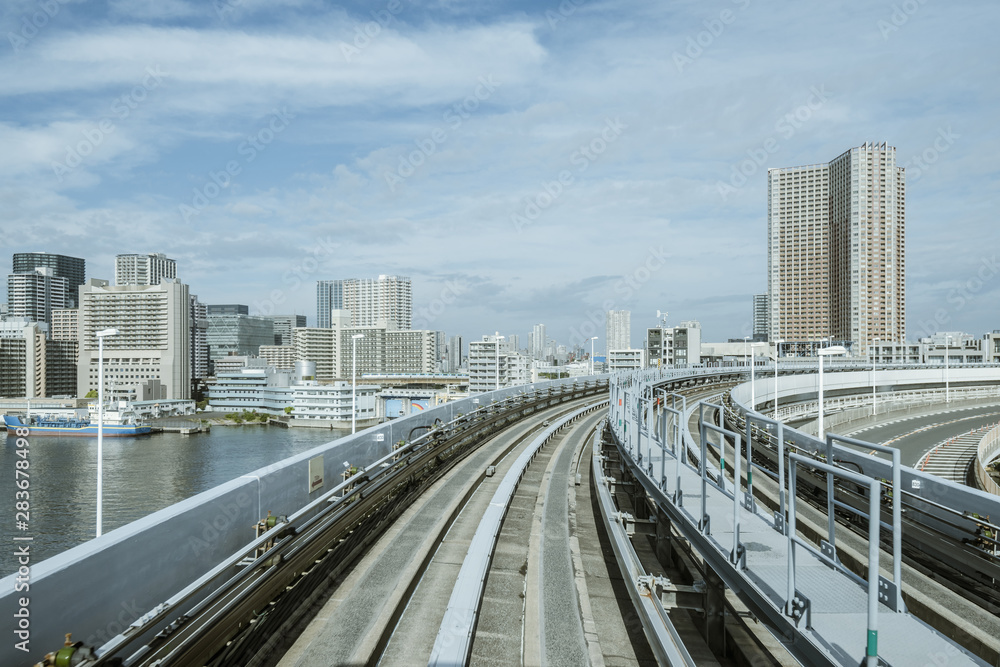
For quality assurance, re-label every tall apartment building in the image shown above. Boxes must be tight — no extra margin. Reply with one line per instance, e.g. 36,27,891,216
530,324,546,360
447,335,463,372
271,314,307,346
6,267,68,327
606,310,631,351
115,253,177,286
348,275,411,329
316,280,345,329
469,334,507,393
752,294,768,340
77,278,191,400
316,276,411,329
294,327,337,383
190,296,209,380
13,252,85,307
768,142,905,355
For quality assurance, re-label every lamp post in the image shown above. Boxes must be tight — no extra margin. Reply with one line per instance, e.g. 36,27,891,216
589,336,598,375
944,335,952,404
750,342,765,411
817,345,848,442
495,333,506,390
774,339,784,420
351,333,364,434
95,327,119,538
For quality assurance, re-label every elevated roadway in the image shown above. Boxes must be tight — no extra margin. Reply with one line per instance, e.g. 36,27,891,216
13,364,1000,666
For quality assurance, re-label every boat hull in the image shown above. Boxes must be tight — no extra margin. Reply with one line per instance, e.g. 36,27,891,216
3,415,152,437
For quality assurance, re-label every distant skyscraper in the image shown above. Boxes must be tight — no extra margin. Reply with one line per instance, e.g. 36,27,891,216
317,280,345,329
7,267,68,326
752,294,769,340
531,324,546,360
13,252,85,308
115,253,177,286
606,310,631,351
768,142,905,354
191,296,209,381
317,276,412,329
447,335,463,372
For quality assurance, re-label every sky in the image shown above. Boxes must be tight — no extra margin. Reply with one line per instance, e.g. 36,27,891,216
1,0,998,352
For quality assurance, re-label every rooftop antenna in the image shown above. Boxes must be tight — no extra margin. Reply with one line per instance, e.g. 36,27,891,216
655,310,669,328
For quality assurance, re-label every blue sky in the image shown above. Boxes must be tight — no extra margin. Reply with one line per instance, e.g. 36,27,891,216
1,0,998,351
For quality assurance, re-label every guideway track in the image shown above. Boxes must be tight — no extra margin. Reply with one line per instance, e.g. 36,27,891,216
278,396,604,666
79,381,607,667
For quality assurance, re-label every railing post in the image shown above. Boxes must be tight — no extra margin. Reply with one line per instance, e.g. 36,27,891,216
776,421,786,534
786,457,797,616
699,403,709,533
891,448,902,612
731,432,744,568
825,434,836,555
866,477,880,667
658,390,667,492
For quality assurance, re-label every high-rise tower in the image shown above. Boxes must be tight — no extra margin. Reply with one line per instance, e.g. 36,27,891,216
767,142,905,354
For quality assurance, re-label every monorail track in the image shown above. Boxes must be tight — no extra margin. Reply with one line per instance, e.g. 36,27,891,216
74,382,607,667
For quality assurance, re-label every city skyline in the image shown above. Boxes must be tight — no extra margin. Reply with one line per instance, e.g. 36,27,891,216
1,2,997,346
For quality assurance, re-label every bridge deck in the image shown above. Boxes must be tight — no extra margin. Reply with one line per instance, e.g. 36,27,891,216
614,406,988,667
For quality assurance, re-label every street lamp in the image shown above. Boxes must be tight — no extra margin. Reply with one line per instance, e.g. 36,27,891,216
750,342,765,410
495,333,506,390
944,335,952,404
589,336,598,375
817,345,848,441
351,333,364,434
95,327,119,538
774,339,784,420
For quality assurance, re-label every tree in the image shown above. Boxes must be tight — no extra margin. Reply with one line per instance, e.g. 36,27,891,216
85,390,98,398
284,406,294,415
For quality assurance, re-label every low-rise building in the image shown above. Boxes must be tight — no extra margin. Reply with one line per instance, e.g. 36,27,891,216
207,368,377,428
608,349,645,373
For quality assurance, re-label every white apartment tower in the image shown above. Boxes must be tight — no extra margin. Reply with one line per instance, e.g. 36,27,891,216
77,278,191,400
767,143,905,355
530,324,546,360
115,253,177,286
344,275,412,329
468,334,506,393
606,310,631,352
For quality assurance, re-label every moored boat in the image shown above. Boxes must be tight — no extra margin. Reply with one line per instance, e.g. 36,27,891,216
4,402,152,437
